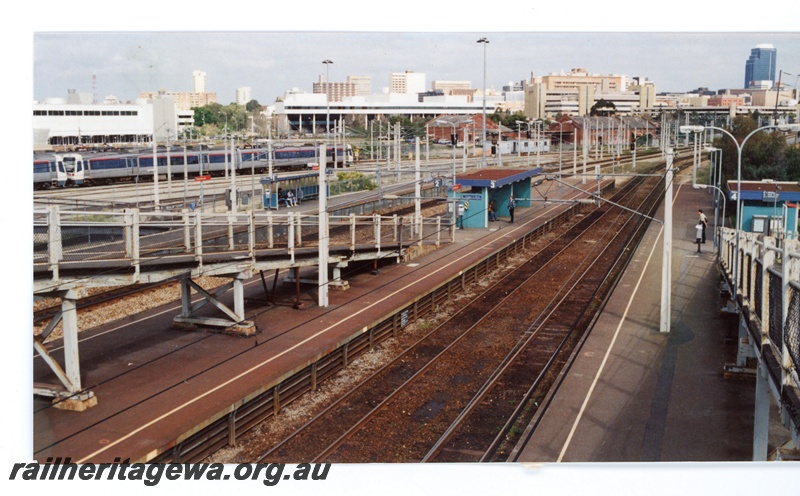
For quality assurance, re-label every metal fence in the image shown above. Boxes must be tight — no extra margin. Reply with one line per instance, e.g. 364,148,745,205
34,205,452,288
33,168,447,215
787,285,800,376
719,227,800,391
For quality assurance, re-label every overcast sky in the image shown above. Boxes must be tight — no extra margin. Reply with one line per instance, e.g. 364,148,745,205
28,3,800,107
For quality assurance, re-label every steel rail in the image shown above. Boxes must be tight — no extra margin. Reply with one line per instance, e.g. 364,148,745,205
254,175,643,463
422,174,657,462
33,281,174,326
503,173,667,462
315,179,652,462
254,198,602,462
481,173,665,461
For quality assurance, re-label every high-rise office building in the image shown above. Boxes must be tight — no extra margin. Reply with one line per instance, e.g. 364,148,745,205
193,70,207,94
347,76,372,96
236,87,252,105
312,74,357,102
390,71,426,95
139,70,217,112
744,44,777,89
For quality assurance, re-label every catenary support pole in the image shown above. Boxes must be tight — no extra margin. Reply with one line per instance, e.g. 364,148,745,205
318,143,329,308
660,148,674,333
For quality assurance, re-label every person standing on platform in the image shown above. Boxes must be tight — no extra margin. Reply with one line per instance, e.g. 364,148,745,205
508,195,516,223
698,209,708,243
695,221,704,253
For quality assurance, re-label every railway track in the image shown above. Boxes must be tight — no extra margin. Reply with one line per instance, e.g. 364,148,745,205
425,173,661,462
32,152,688,461
34,281,175,326
249,162,668,463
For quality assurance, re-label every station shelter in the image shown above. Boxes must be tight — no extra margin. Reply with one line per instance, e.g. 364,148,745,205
260,171,330,209
727,179,800,239
450,167,543,229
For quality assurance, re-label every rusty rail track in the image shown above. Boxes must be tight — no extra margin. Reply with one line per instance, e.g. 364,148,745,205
424,171,664,462
34,281,175,326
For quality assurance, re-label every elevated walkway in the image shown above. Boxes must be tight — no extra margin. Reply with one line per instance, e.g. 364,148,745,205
33,195,451,404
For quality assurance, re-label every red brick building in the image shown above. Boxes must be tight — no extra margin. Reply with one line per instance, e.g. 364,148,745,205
426,114,502,144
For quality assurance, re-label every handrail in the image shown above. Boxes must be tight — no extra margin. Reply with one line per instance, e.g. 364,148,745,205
719,226,800,394
33,206,453,292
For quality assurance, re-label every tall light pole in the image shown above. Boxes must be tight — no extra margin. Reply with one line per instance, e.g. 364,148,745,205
532,119,543,168
318,143,328,308
515,120,532,167
477,37,489,167
323,59,333,142
555,120,564,172
680,123,800,305
709,146,724,212
661,147,675,333
435,119,458,185
703,145,723,242
435,119,459,231
689,145,727,252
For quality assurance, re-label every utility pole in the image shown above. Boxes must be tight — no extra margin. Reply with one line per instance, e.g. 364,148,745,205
318,143,329,308
660,148,674,333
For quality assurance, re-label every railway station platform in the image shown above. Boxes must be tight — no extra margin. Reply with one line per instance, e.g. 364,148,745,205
512,174,788,463
32,174,612,464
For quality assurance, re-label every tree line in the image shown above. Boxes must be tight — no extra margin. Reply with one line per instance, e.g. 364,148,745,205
191,100,263,136
716,115,800,184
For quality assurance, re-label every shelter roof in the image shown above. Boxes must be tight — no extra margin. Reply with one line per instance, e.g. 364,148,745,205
726,179,800,202
456,167,541,189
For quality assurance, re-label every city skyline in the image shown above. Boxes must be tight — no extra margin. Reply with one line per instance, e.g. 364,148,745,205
34,31,800,109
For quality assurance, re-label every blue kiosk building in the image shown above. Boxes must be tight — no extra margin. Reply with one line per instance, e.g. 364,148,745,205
727,179,800,238
451,167,543,229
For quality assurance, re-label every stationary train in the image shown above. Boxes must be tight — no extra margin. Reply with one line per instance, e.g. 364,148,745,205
33,144,353,189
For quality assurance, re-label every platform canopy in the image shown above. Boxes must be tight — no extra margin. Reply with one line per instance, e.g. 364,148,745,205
456,168,541,189
726,179,800,202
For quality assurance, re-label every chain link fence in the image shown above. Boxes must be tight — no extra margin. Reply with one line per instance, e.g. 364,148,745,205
768,270,783,350
755,261,763,320
786,285,800,373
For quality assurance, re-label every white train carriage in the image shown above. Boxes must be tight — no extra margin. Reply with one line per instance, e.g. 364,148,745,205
33,157,59,188
82,153,140,184
33,144,353,189
61,153,87,185
33,153,82,188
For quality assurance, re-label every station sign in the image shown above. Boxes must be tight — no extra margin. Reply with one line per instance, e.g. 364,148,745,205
195,175,211,182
